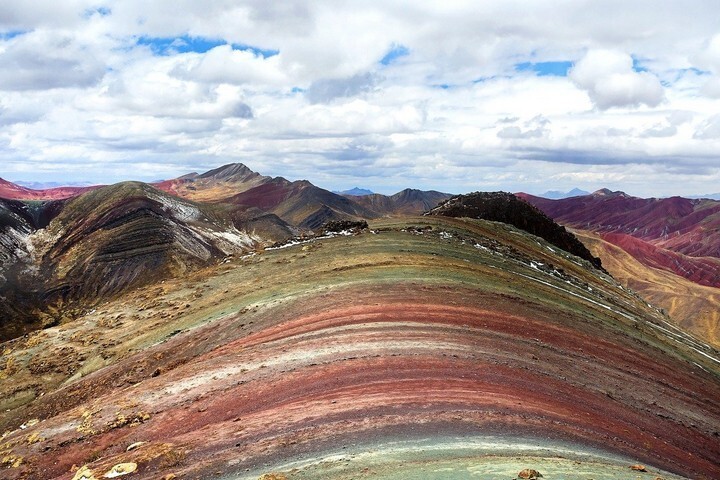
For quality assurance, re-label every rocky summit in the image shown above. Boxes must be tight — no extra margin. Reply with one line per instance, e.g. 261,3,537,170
427,191,604,269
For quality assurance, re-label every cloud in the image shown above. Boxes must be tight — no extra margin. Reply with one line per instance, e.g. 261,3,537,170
0,1,719,197
305,73,378,104
640,124,676,138
701,76,720,98
569,49,664,109
0,1,98,29
694,115,720,139
497,115,550,139
0,29,105,90
170,45,286,86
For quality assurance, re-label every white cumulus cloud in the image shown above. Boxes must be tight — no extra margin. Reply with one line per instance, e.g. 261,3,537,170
570,49,664,110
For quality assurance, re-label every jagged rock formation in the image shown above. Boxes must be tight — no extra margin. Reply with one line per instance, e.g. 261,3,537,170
427,191,603,269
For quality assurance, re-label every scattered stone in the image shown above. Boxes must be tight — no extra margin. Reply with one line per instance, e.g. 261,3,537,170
631,464,648,472
72,465,98,480
107,411,150,429
321,220,368,234
258,474,288,480
26,431,44,444
104,462,137,477
1,454,23,468
126,441,146,451
518,469,543,479
19,418,39,429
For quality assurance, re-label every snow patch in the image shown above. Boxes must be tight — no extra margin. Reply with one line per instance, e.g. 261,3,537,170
198,226,261,254
147,192,201,222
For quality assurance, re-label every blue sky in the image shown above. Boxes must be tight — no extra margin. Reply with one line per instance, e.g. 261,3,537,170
136,35,279,58
514,61,573,77
0,1,718,197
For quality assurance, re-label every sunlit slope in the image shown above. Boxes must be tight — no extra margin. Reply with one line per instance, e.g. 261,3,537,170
575,229,720,348
0,217,718,479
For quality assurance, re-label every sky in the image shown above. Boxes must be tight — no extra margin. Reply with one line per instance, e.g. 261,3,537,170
0,1,719,197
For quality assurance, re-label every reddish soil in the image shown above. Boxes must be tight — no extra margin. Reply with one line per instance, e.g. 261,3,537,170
3,284,719,479
228,178,294,210
602,232,720,287
518,192,720,288
0,178,98,200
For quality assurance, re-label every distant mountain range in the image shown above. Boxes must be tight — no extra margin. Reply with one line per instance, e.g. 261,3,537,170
2,166,719,347
518,189,720,285
688,193,720,200
538,187,590,199
14,180,96,189
0,178,98,200
334,187,374,196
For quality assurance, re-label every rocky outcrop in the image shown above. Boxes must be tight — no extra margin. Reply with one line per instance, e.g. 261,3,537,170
427,191,603,269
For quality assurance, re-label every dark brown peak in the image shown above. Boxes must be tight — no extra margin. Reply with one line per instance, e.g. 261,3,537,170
391,188,424,200
392,188,450,202
268,176,292,187
178,172,200,180
199,163,257,180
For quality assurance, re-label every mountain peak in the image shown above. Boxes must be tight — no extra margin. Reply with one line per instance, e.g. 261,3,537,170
338,187,374,196
539,187,590,199
592,188,627,197
199,163,258,181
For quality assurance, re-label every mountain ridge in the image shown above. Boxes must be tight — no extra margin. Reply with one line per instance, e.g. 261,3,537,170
0,215,718,479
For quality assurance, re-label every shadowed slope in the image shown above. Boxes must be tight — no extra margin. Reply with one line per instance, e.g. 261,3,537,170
229,178,378,229
0,217,718,479
348,188,452,216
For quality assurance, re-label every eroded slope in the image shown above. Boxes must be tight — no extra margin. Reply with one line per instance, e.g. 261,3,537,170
0,217,718,480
